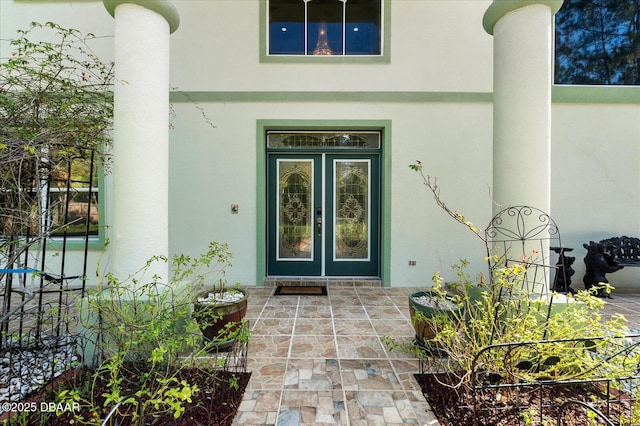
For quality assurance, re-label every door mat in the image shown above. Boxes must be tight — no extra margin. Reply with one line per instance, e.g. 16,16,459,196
274,286,327,296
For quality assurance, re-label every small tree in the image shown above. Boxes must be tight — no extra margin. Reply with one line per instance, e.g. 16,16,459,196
385,162,632,390
0,22,113,335
0,20,112,243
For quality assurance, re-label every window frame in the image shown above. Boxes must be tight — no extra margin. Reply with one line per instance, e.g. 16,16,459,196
260,0,391,64
0,149,105,251
46,160,106,251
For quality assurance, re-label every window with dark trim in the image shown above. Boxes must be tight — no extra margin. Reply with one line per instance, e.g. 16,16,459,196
48,153,99,237
268,0,382,56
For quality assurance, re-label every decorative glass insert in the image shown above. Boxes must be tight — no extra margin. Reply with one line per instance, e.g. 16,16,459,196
334,160,369,260
268,132,380,149
277,159,313,260
268,0,382,56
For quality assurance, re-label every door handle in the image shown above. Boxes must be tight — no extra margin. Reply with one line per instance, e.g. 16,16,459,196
316,217,322,237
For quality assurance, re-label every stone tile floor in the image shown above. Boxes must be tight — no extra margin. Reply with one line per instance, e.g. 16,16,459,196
232,286,640,426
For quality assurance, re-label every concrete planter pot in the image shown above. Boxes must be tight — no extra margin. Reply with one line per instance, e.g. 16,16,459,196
193,289,248,351
409,290,463,349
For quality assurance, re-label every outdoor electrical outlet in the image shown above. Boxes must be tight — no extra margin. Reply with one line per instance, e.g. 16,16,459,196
409,260,416,266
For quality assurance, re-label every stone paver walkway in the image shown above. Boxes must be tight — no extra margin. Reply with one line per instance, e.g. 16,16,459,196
233,285,437,426
233,285,640,426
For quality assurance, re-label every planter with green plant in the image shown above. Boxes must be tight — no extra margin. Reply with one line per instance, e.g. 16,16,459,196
193,289,248,351
46,242,252,425
173,241,249,351
382,162,638,425
409,289,462,350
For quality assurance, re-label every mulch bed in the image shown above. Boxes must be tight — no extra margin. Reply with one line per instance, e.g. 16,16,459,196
4,367,250,425
415,372,632,425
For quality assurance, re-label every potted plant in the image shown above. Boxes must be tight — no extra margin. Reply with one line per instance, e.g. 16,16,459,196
62,243,252,425
173,241,249,351
382,162,636,425
409,274,464,349
193,281,248,350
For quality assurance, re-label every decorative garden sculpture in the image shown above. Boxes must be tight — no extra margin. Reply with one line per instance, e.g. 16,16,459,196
583,241,623,298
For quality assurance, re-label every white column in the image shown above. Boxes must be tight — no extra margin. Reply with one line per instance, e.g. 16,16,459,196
484,0,563,214
104,0,179,283
484,1,564,295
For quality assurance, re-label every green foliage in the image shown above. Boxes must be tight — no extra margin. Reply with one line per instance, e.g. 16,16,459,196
65,242,250,423
0,21,113,155
406,260,633,387
90,279,202,364
555,0,640,85
384,162,640,424
0,21,112,284
82,275,204,422
172,240,234,296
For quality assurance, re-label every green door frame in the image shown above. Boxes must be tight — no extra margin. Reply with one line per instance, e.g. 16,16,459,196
324,153,380,276
266,153,323,276
256,119,392,286
267,153,380,276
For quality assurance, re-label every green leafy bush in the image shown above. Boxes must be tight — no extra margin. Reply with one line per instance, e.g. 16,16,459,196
68,243,250,423
385,163,635,392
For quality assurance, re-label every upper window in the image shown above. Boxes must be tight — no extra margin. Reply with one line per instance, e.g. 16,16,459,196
268,0,382,56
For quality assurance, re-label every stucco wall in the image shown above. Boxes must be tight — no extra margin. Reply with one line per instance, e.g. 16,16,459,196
168,0,493,93
168,100,494,287
552,101,640,290
2,0,639,290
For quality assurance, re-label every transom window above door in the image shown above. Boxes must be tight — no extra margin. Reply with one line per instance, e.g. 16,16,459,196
268,131,380,149
268,0,383,56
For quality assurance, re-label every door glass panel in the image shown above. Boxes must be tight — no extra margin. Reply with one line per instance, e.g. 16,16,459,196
334,160,369,260
277,160,313,260
267,132,380,149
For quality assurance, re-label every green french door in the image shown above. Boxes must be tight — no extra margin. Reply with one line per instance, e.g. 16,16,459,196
267,153,380,276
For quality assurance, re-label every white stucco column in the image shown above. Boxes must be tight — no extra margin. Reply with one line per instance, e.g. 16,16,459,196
104,0,179,282
484,1,564,296
484,0,563,214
